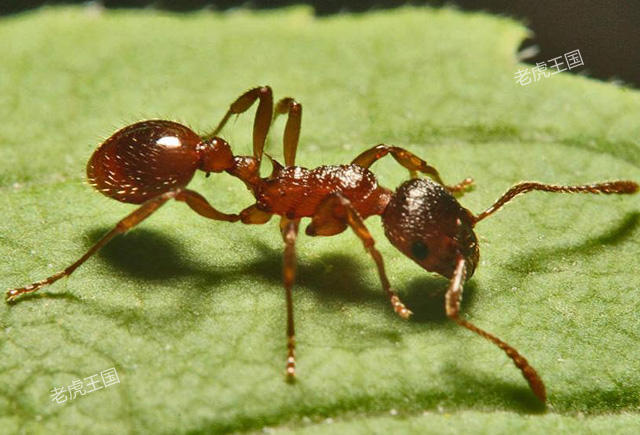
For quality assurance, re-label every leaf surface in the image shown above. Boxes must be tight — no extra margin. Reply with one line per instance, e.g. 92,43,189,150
0,6,638,434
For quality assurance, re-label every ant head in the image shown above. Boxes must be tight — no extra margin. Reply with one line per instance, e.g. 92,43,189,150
198,137,234,173
382,178,479,279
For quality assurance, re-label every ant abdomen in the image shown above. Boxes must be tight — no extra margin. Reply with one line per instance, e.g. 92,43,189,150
382,178,479,278
87,120,202,204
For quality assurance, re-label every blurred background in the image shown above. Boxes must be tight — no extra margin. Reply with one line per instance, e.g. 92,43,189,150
2,0,639,88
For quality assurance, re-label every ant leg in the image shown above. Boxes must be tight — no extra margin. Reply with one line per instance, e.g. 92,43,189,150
304,195,347,237
205,86,273,161
6,190,179,302
280,217,300,378
6,189,242,302
307,193,412,319
239,204,273,224
174,189,240,222
274,98,302,167
445,255,546,402
352,144,473,194
474,180,639,223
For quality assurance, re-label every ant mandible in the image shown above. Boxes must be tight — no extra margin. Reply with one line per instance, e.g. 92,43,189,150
6,85,638,404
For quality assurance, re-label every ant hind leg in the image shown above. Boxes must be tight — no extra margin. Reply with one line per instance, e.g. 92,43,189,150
273,97,302,167
6,188,240,302
206,86,274,162
6,190,179,302
174,189,240,222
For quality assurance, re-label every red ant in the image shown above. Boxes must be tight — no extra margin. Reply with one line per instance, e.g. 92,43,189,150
6,86,638,403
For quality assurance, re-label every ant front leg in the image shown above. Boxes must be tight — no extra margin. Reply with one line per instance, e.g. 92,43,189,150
445,255,546,402
280,217,300,378
206,86,273,161
352,144,474,195
306,193,412,319
6,189,239,302
273,97,302,167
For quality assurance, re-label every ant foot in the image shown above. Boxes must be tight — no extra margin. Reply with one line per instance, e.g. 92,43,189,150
5,272,65,303
6,288,21,302
5,277,55,302
285,356,296,379
448,177,474,193
390,295,413,319
6,284,38,302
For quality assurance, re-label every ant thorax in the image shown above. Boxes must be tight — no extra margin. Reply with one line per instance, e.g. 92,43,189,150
251,163,391,220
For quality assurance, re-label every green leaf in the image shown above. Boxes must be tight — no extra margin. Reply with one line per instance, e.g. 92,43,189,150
1,5,639,434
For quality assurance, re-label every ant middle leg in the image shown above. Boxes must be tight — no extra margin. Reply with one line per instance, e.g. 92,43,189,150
273,97,302,167
6,189,240,302
239,204,273,224
280,217,300,378
474,180,639,223
352,144,474,194
306,193,412,319
445,255,546,402
205,86,273,161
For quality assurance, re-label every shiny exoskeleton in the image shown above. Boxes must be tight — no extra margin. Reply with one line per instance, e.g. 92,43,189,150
7,86,638,404
87,120,234,204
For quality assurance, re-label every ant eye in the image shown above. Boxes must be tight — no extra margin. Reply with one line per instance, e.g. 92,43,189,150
411,241,429,260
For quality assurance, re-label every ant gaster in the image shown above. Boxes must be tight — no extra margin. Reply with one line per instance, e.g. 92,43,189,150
6,86,638,403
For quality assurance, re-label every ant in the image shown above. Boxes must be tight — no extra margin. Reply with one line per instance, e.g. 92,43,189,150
6,86,638,404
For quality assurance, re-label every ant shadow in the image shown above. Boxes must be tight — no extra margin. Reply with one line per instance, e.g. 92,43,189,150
86,228,386,304
73,228,417,343
499,211,639,275
403,276,478,324
76,226,535,408
481,211,640,410
82,227,478,328
19,213,637,412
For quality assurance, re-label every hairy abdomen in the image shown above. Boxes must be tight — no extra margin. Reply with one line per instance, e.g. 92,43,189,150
87,120,201,204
